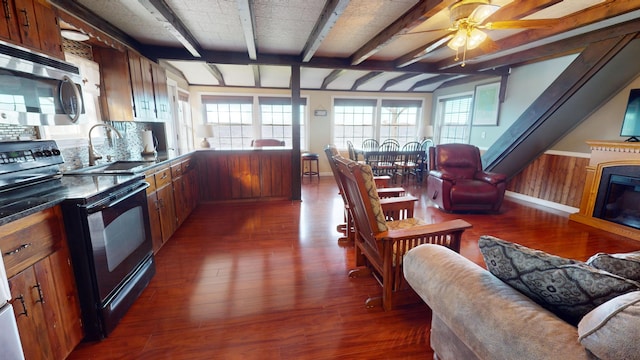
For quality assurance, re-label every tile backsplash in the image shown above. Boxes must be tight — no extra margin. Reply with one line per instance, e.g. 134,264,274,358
58,121,166,171
0,124,38,140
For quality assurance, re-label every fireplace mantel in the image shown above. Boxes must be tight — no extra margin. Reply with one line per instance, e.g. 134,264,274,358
569,140,640,241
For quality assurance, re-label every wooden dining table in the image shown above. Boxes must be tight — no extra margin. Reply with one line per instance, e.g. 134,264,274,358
353,148,426,182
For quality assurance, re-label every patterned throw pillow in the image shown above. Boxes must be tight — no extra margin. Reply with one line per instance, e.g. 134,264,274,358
587,252,640,282
479,235,640,325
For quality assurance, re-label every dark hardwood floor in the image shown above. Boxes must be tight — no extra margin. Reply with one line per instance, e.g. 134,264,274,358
68,177,640,360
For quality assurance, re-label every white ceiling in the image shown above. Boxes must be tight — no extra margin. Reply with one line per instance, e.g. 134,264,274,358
54,0,640,92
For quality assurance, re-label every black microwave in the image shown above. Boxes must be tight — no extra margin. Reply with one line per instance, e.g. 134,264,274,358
0,40,85,125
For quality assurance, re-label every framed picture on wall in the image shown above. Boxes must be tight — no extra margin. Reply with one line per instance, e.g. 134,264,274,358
472,82,500,126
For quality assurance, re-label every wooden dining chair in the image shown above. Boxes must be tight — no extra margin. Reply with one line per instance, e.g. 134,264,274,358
397,141,422,183
361,138,379,151
334,155,472,310
370,140,400,178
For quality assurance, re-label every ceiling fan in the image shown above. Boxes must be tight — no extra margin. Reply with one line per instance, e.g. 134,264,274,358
408,0,558,66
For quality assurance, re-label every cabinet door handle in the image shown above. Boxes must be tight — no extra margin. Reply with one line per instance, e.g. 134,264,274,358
33,283,45,304
3,0,10,20
4,243,32,256
19,8,29,28
13,294,28,317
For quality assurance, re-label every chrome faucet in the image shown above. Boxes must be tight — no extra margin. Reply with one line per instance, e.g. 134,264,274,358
88,123,122,166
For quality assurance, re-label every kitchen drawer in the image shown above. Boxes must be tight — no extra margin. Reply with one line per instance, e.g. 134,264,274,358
0,207,62,278
154,166,172,188
171,162,183,178
182,157,194,172
145,173,157,194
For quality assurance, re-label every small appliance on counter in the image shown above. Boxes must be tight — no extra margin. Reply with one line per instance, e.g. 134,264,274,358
141,130,157,157
0,248,25,360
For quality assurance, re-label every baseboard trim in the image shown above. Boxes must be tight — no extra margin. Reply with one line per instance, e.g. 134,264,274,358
505,191,579,215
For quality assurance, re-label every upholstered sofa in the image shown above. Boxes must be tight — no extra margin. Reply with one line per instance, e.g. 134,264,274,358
403,243,640,360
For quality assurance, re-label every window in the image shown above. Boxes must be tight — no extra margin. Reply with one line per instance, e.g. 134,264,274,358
380,100,422,145
437,95,472,144
259,97,306,150
333,98,422,149
333,99,376,149
203,96,253,149
203,95,307,149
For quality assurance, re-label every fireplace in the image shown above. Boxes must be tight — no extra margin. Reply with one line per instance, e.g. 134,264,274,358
569,140,640,241
593,167,640,230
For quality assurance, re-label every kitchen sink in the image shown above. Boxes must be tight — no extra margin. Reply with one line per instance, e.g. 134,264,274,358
64,161,155,175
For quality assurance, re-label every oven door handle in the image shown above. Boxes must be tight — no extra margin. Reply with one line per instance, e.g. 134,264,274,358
84,182,149,214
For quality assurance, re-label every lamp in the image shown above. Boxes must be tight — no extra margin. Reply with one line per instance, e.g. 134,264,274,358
424,125,434,139
198,124,214,148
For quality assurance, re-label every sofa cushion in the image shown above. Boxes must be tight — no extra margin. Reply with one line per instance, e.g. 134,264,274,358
587,251,640,282
479,235,640,325
578,291,640,360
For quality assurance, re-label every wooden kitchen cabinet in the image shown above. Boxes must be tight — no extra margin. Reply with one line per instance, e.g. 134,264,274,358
93,46,169,122
92,46,134,121
145,171,163,254
0,0,63,59
152,165,177,250
129,51,155,120
151,62,170,121
1,206,83,360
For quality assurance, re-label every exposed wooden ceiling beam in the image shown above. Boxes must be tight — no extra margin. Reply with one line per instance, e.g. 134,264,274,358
436,74,501,90
436,0,640,70
302,0,350,62
351,71,384,90
321,69,346,89
409,74,457,91
350,0,457,65
463,17,640,73
381,73,421,91
483,0,563,24
237,0,258,60
138,0,203,57
395,35,452,68
206,64,226,86
252,65,261,87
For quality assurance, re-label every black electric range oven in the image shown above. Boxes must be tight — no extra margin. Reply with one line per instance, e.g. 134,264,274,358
0,140,155,341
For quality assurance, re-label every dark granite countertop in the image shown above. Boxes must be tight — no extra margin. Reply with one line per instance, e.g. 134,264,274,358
0,150,194,227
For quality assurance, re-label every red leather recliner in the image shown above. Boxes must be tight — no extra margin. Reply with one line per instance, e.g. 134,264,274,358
427,144,507,212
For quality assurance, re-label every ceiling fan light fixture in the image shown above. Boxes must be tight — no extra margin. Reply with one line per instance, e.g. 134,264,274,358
447,30,467,50
466,28,487,50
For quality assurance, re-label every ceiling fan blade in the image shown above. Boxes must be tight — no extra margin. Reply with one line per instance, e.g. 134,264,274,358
469,4,500,24
405,28,453,35
484,19,560,30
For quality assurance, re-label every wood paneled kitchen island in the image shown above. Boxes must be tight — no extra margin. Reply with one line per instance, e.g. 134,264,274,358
197,148,293,202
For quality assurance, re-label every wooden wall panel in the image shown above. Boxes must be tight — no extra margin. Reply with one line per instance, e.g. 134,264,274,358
506,153,589,208
198,150,293,201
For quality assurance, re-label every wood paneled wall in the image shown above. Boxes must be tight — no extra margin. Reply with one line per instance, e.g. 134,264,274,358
198,150,292,201
506,153,589,208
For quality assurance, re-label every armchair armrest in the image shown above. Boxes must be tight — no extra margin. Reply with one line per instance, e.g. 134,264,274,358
382,219,472,242
377,187,406,198
474,171,507,184
429,169,457,182
380,195,418,220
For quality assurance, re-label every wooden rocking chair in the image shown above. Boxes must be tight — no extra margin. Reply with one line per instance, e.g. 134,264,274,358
324,145,418,244
334,156,472,311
